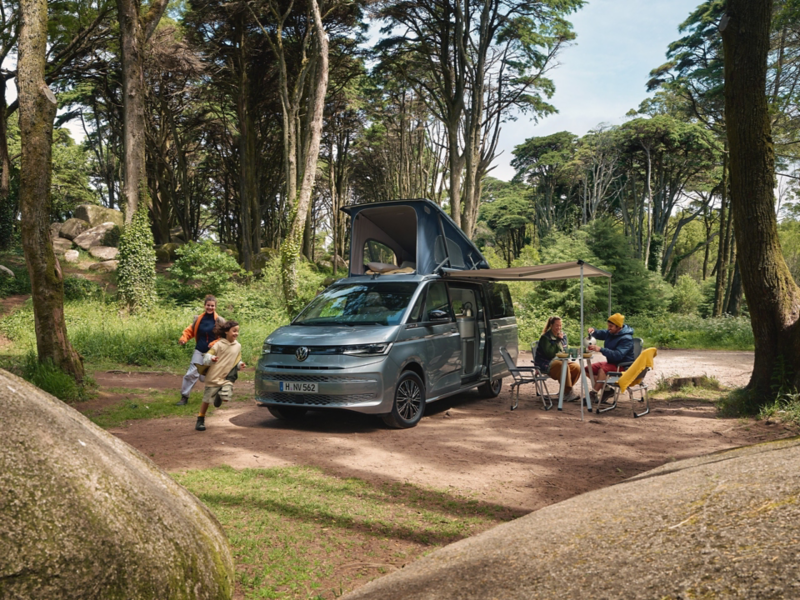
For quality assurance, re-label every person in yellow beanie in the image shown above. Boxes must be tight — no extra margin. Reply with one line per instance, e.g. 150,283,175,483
587,313,634,402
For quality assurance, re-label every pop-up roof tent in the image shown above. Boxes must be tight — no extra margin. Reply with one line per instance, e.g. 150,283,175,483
343,199,490,275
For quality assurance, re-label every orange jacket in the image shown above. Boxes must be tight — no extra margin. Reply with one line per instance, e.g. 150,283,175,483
179,312,225,344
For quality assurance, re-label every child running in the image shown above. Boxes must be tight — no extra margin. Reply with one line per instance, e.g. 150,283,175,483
195,320,246,432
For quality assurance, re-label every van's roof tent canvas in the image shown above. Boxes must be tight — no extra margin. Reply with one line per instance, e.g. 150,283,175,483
343,199,490,276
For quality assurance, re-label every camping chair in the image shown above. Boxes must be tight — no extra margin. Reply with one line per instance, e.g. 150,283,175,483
597,346,655,418
500,346,554,411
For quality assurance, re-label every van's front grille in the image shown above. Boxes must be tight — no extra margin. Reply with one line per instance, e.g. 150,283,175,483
258,392,375,406
261,374,371,383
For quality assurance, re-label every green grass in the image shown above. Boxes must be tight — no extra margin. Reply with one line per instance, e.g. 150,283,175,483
173,466,519,599
628,314,754,350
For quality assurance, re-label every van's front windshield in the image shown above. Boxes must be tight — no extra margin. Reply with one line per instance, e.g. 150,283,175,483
293,282,419,326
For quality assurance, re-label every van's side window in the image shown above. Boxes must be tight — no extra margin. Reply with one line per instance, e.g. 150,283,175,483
364,240,396,265
423,282,452,322
489,283,514,318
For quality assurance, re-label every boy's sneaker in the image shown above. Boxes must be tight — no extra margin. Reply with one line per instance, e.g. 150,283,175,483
195,416,206,431
213,393,222,408
564,390,580,403
176,395,189,406
601,388,616,404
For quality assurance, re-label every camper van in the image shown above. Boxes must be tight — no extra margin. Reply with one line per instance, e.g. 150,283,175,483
255,199,518,428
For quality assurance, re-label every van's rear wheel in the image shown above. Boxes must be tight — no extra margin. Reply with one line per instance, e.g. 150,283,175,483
267,405,308,420
478,378,503,398
382,371,425,429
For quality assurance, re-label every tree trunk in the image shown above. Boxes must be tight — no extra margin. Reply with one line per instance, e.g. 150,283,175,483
18,0,84,381
726,261,743,317
280,0,328,313
117,0,149,223
0,83,12,250
713,155,729,316
722,0,800,398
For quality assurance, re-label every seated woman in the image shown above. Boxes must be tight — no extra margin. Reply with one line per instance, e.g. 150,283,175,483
533,316,581,403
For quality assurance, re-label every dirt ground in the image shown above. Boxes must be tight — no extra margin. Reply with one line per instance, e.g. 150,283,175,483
101,349,796,513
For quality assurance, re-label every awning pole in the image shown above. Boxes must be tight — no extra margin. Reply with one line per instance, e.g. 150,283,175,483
608,278,612,316
580,264,585,421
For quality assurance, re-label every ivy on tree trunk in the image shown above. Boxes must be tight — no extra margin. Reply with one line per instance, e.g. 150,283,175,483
18,0,84,381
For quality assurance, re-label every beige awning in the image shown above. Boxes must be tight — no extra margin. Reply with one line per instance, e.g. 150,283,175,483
441,261,611,281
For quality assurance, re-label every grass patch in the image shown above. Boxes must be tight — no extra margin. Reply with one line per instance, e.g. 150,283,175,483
650,374,726,403
173,466,519,599
86,389,245,428
21,352,94,402
758,393,800,426
628,314,754,351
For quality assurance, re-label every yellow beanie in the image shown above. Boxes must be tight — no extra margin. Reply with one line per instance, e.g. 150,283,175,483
607,313,624,328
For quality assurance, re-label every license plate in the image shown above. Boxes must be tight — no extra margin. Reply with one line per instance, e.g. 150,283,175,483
279,382,318,393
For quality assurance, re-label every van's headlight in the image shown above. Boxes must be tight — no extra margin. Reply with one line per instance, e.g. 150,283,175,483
262,343,272,355
342,343,392,356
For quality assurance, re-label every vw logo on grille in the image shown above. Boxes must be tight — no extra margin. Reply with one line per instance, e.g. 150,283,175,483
295,347,309,362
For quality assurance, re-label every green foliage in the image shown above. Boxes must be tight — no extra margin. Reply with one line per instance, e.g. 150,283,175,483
670,274,703,314
586,218,671,315
167,241,245,299
628,314,753,350
0,257,327,370
63,276,104,301
22,352,86,402
117,207,157,311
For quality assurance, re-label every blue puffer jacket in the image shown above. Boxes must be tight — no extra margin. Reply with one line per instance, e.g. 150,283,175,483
594,324,635,365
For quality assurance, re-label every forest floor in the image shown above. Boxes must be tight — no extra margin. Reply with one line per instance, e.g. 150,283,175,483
94,349,791,514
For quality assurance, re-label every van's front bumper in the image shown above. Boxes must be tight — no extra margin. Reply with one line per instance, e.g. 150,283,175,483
255,355,396,414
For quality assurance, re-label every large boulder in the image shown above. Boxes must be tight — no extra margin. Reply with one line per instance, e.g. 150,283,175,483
49,222,63,239
74,203,124,229
344,438,800,600
73,222,120,250
88,260,118,272
59,217,89,241
170,226,187,245
0,369,234,599
89,246,119,261
52,238,74,255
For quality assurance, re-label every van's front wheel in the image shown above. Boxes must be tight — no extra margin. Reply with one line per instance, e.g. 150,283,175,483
478,378,503,398
382,371,425,429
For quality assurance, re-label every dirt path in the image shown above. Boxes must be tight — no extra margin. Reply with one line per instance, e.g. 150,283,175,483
99,349,796,513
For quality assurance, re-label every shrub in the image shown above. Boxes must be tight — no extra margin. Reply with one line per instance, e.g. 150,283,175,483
117,207,156,310
670,275,703,314
22,352,83,402
63,276,103,301
168,241,245,298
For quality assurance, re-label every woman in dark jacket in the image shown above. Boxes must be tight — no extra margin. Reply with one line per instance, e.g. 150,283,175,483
534,316,581,402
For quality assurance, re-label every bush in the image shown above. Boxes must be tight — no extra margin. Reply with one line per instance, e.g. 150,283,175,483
117,207,156,310
670,275,703,314
22,352,83,402
63,276,104,301
168,241,245,299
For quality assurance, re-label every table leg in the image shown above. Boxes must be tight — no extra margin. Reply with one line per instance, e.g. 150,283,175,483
558,357,568,411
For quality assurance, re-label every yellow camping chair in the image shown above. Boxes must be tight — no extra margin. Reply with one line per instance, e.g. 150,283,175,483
597,347,656,418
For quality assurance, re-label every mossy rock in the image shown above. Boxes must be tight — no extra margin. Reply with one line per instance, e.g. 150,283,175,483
74,204,124,229
0,369,235,599
155,243,181,263
73,223,121,250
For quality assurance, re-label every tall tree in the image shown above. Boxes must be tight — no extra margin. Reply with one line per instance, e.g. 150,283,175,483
116,0,170,221
722,0,800,398
18,0,84,379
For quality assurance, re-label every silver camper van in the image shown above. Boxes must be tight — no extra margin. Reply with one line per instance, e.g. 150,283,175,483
255,199,518,428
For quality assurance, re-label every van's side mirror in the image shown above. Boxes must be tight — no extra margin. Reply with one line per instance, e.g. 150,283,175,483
428,309,450,322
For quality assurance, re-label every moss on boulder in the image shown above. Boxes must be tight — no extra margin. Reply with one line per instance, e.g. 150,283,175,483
0,369,235,600
74,204,125,229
